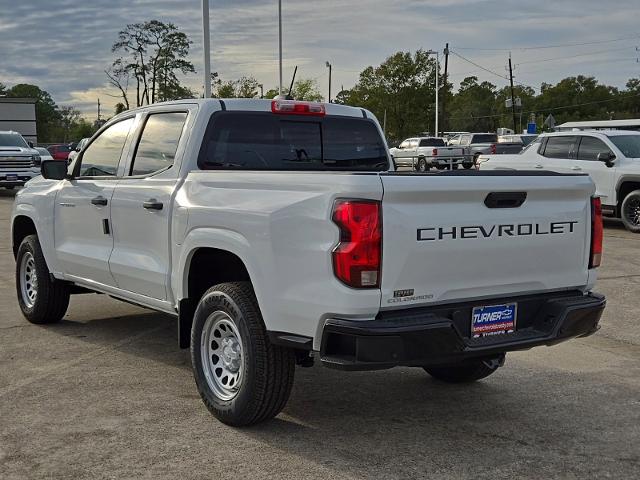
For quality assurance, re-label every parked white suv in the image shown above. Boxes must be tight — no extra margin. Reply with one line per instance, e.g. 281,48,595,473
478,130,640,232
11,99,605,426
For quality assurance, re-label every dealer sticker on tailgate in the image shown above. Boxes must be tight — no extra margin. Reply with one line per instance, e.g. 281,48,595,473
471,303,517,338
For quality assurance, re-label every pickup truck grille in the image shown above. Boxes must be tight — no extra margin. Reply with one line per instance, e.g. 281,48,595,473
0,157,33,169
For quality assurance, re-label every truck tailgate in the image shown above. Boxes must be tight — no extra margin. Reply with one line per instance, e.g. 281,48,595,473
379,172,594,309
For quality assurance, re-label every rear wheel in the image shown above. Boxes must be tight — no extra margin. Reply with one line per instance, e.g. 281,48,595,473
424,355,504,383
417,157,429,172
191,282,295,426
16,234,70,324
621,190,640,233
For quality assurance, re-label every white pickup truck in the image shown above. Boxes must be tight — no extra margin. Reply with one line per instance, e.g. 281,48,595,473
478,131,640,232
12,99,605,426
389,137,466,171
1,130,42,189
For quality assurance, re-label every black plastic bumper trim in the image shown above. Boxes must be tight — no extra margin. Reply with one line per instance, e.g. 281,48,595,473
268,331,313,350
320,291,605,371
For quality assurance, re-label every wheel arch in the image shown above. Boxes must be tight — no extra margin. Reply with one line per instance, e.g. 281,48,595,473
616,176,640,216
12,214,38,259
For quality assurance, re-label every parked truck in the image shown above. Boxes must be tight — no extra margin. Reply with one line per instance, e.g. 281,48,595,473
12,99,605,426
0,130,41,189
389,137,465,171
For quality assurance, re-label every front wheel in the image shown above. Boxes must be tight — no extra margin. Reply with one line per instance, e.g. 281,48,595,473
190,282,295,426
16,234,70,324
621,189,640,233
424,355,504,383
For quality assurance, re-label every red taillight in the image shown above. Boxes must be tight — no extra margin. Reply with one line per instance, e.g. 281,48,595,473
490,144,497,154
590,196,603,268
432,148,438,157
271,100,325,116
332,200,381,288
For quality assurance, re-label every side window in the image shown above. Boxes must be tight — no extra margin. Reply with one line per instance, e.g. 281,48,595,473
461,135,471,145
543,136,576,159
577,136,613,161
408,139,418,149
130,112,187,176
79,118,134,177
398,140,409,149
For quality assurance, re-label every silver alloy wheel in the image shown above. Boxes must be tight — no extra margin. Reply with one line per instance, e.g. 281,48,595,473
624,196,640,226
19,251,38,308
201,311,244,400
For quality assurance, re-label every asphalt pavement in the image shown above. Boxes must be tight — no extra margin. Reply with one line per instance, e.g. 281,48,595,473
0,188,638,479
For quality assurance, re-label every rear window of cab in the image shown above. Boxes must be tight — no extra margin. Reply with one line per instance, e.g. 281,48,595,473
198,112,389,171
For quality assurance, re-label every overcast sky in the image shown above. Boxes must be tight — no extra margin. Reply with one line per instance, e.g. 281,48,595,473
1,0,638,118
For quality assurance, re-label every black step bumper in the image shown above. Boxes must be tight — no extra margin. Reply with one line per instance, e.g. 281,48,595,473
320,291,605,371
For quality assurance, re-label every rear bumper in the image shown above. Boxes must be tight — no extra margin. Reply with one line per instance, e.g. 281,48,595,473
320,291,605,371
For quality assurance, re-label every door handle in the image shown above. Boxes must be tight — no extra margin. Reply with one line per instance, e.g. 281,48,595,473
571,166,582,171
534,164,544,169
91,196,108,206
143,199,163,210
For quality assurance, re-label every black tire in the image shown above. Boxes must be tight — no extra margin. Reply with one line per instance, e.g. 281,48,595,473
620,189,640,233
424,356,504,383
190,282,295,426
417,157,428,172
15,234,70,324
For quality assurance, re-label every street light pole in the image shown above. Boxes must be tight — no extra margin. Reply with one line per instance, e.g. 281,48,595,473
325,61,332,102
426,50,439,137
202,0,211,98
278,0,283,95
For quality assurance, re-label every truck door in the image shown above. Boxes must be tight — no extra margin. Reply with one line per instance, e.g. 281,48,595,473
54,117,135,286
573,135,617,204
108,110,190,300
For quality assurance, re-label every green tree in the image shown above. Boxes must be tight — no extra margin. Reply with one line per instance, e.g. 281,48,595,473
212,74,260,98
445,76,498,133
109,20,195,106
291,78,323,102
341,50,438,141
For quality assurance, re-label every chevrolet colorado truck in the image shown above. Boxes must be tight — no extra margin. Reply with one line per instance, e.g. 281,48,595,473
0,130,41,189
478,131,640,232
11,99,605,426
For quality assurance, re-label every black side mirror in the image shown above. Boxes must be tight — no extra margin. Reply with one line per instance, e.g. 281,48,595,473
28,141,34,148
41,160,69,180
597,152,616,167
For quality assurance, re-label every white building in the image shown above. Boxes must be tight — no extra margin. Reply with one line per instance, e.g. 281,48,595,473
0,97,37,143
555,119,640,132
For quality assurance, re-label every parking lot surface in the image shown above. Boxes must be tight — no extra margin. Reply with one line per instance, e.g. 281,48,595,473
0,189,638,479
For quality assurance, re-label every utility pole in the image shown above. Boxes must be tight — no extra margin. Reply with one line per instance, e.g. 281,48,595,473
202,0,211,98
325,61,332,102
278,0,283,95
426,49,439,137
259,84,264,99
508,53,517,133
97,98,101,122
442,43,449,135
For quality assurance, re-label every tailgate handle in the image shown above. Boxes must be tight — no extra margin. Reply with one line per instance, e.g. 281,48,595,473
484,192,527,209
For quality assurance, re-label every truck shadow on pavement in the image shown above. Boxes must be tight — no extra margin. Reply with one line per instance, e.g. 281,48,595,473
42,303,639,478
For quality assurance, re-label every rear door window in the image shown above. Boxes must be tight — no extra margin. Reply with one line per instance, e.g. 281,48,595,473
199,113,388,171
543,136,577,159
130,112,187,176
577,136,613,161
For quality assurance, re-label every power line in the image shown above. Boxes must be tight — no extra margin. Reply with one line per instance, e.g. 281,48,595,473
450,50,540,92
516,46,636,66
451,34,640,52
